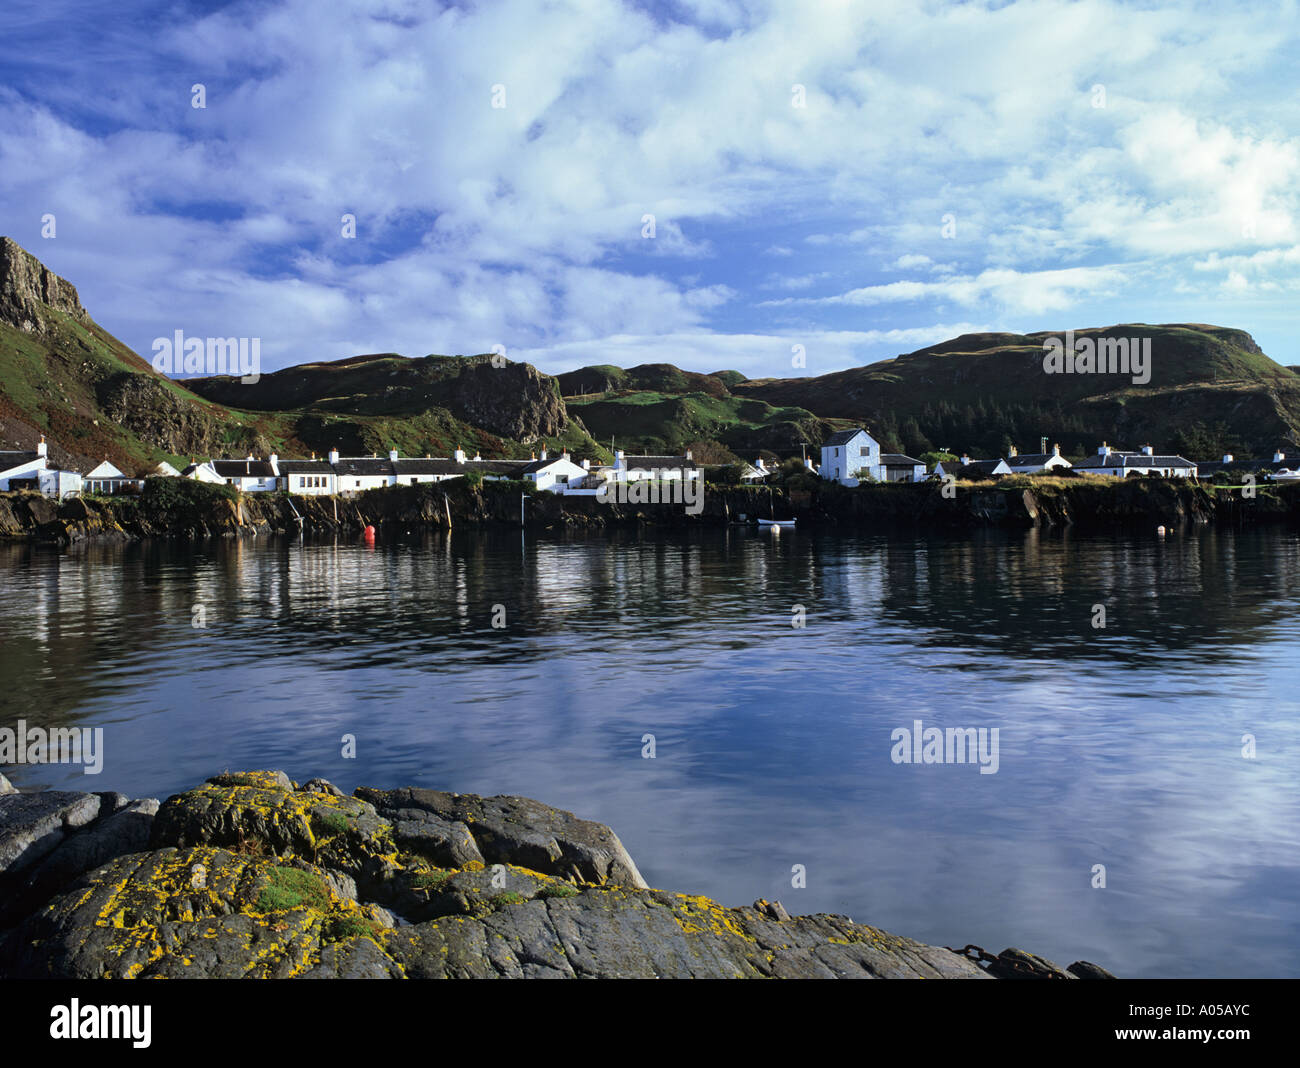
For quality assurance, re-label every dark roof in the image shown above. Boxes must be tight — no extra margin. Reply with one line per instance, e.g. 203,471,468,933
212,460,277,478
1006,453,1063,466
331,457,394,476
879,453,924,466
392,458,466,476
823,429,869,447
957,459,1008,476
469,459,529,475
1073,452,1195,469
0,450,39,469
277,459,334,474
622,455,700,471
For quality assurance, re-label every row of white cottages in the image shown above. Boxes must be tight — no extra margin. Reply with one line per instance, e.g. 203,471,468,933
818,429,1221,483
183,447,712,496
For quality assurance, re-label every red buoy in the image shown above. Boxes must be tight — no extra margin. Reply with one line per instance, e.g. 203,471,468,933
363,524,376,539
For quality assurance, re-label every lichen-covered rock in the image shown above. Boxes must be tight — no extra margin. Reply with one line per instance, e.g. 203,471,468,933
0,771,1117,979
150,771,395,884
356,786,647,889
5,846,391,979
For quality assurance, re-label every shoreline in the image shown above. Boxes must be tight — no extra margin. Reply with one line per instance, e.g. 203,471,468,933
0,769,1116,979
2,475,1298,546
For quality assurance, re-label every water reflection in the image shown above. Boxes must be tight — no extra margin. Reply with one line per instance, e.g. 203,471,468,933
1,525,1297,978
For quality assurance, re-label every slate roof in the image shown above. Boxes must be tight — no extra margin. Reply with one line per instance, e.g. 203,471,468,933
956,459,1009,477
0,450,40,471
1073,452,1195,470
212,460,277,478
823,429,869,447
1005,453,1066,466
391,458,464,476
331,457,394,477
277,459,335,474
879,453,924,466
622,455,700,471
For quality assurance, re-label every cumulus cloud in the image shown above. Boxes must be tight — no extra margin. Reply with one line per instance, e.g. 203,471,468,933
1,0,1299,375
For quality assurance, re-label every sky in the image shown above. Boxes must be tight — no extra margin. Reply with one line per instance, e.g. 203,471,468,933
2,0,1299,380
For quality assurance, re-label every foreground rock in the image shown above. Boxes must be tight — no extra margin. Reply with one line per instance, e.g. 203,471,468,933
0,771,1116,979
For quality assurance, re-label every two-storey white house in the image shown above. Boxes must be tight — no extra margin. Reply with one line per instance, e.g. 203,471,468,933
820,429,880,484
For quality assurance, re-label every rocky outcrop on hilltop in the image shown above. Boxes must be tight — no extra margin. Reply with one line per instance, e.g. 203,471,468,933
0,236,91,334
436,357,567,442
0,770,1117,979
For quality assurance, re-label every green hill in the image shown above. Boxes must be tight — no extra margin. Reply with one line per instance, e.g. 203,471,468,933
734,324,1300,458
0,238,606,473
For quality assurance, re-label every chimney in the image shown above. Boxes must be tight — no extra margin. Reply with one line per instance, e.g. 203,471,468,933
1008,445,1018,457
960,454,970,465
1223,453,1234,463
328,447,340,465
756,457,766,470
560,450,570,462
388,448,399,461
36,436,47,458
581,458,590,470
540,447,548,461
685,449,692,461
269,452,279,475
1141,444,1153,456
1098,442,1111,456
454,447,466,464
473,452,482,461
1052,443,1061,456
1274,449,1286,464
615,449,625,468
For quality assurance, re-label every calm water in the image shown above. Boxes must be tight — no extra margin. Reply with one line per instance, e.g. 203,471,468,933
2,525,1298,978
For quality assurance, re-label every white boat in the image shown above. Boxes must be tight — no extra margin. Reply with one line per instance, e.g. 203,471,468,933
757,518,796,529
1268,468,1300,482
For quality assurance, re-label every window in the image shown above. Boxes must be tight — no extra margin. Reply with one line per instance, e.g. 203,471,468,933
860,446,870,456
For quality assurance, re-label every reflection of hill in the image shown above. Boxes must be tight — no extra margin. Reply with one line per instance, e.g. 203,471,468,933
863,528,1299,663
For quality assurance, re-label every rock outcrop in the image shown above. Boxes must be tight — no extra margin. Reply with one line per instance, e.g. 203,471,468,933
0,235,90,333
0,770,1116,980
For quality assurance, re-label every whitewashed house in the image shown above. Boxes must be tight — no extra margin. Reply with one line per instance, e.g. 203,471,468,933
605,450,702,483
278,457,337,495
0,440,49,491
1005,443,1072,475
932,455,1013,479
521,450,590,493
331,449,397,494
1073,443,1197,478
820,429,879,484
819,429,926,484
84,459,144,495
212,455,280,492
181,461,226,485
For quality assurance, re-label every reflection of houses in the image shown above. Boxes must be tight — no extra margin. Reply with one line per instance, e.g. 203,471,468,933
931,455,1013,479
819,429,925,484
1073,443,1197,478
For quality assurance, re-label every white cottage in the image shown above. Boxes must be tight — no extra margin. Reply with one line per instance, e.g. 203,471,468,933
1005,443,1072,475
521,450,590,493
1072,443,1197,478
820,429,879,484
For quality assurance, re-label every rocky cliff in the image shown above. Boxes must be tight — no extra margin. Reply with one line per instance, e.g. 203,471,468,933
0,770,1113,979
0,236,90,335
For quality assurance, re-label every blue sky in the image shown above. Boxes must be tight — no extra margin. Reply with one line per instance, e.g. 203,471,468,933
3,0,1299,379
